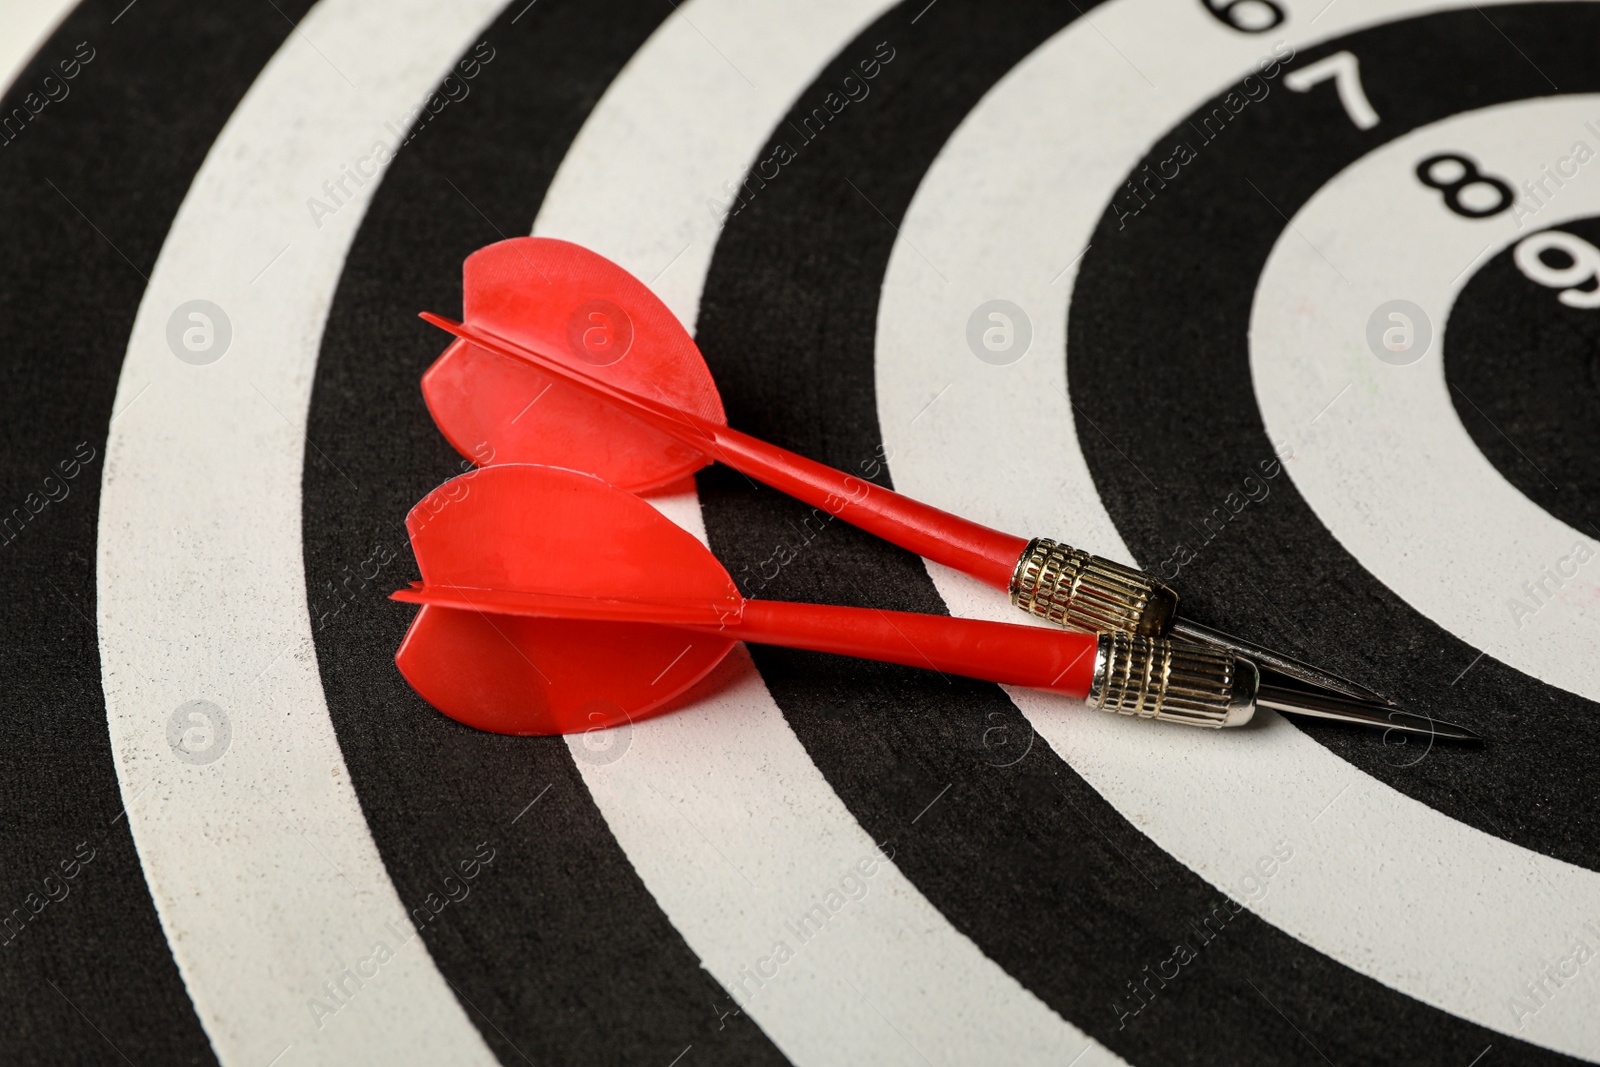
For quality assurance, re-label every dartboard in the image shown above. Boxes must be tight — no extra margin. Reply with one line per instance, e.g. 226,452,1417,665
4,0,1599,1063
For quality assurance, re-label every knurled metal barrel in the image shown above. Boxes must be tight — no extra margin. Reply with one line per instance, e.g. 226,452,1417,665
1088,632,1257,728
1010,537,1178,637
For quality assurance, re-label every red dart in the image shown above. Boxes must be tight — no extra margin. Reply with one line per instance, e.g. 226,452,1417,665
416,237,1393,707
390,464,1260,736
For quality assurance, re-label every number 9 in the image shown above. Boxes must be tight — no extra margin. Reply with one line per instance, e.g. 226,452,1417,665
1513,230,1600,309
1202,0,1285,32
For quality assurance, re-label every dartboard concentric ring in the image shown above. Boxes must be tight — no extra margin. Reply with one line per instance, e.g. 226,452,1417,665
1,0,1597,1063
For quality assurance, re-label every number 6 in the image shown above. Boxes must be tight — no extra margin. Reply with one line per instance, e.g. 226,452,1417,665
1200,0,1285,33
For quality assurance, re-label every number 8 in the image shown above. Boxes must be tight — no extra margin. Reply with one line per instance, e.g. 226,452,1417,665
1514,230,1600,309
1416,153,1513,219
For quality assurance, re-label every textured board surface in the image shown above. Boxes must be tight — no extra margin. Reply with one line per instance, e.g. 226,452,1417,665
2,1,1599,1065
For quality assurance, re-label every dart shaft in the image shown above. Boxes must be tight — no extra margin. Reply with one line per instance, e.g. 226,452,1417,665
397,576,1097,698
709,430,1029,588
694,599,1099,698
395,570,1249,718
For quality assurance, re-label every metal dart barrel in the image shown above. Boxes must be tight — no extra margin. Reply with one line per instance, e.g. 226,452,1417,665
1012,537,1388,704
1087,632,1253,727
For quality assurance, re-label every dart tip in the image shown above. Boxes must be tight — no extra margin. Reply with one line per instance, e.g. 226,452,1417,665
1255,684,1484,744
1407,715,1484,744
1166,617,1395,706
1375,711,1484,744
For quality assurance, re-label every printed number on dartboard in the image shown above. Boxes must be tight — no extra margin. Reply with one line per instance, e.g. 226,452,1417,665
1200,0,1284,32
1413,150,1600,308
1416,153,1515,219
1515,230,1600,309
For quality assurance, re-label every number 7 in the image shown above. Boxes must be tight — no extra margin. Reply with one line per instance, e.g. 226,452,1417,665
1285,51,1380,130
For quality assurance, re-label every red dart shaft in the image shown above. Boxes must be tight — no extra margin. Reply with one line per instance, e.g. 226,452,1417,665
699,600,1099,698
394,584,1099,698
708,430,1029,590
422,314,1030,590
